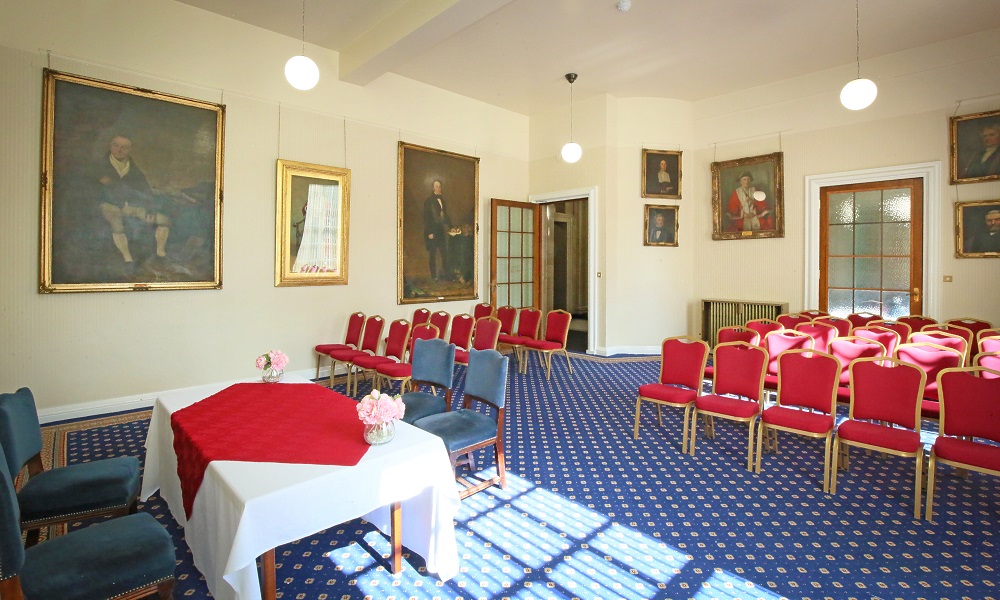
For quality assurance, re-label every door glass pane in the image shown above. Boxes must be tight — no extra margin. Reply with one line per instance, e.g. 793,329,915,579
882,292,910,319
523,283,533,307
497,206,509,231
854,191,882,223
829,224,853,255
522,233,533,257
829,257,853,288
496,258,509,284
854,257,881,289
523,258,533,282
854,224,881,255
497,232,509,257
855,290,881,313
510,233,523,258
523,210,534,232
497,284,509,307
828,289,853,315
883,190,910,222
883,223,910,256
509,283,522,308
829,193,854,224
510,257,522,282
882,257,909,291
510,208,523,233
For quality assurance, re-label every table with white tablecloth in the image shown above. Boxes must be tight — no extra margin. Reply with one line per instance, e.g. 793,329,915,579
140,376,461,600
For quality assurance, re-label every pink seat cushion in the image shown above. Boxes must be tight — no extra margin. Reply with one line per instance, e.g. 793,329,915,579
315,343,351,353
353,354,394,370
934,436,1000,472
695,394,759,419
761,406,834,434
524,339,562,350
376,362,412,378
638,383,696,405
836,420,922,453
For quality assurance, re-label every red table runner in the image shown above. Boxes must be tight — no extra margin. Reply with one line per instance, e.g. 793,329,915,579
170,383,369,518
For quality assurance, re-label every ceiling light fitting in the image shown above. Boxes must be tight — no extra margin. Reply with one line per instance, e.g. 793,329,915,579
285,0,319,91
561,73,582,164
840,0,876,110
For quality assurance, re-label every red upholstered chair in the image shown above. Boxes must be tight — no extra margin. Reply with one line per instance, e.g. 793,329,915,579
894,342,964,420
447,314,475,351
495,306,517,336
975,351,1000,379
704,326,760,381
853,325,901,358
946,317,993,341
472,303,494,321
524,310,573,379
314,311,365,379
746,319,782,341
633,337,710,450
978,330,1000,353
795,321,838,354
869,319,912,344
925,366,1000,521
429,311,450,340
326,315,384,391
799,309,829,319
831,357,927,518
829,336,886,402
814,315,852,338
910,330,969,366
846,312,881,331
376,324,439,393
761,330,814,392
498,308,541,370
756,349,840,493
776,314,811,330
690,342,768,470
457,317,502,366
898,314,937,332
411,308,431,327
352,319,411,397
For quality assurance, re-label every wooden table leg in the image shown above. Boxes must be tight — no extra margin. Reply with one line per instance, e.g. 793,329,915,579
390,501,402,574
261,548,276,600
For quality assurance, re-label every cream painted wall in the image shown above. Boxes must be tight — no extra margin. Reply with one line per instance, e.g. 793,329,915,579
0,1,528,414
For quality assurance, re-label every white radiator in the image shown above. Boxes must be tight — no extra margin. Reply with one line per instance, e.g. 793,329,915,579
701,299,789,347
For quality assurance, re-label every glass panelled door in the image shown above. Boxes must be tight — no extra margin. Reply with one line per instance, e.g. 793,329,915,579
820,178,923,318
491,199,540,309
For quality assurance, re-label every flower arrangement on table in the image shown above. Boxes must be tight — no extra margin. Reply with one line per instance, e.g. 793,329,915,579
357,389,405,445
256,350,288,383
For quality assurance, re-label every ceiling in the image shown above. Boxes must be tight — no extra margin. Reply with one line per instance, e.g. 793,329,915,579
176,0,1000,116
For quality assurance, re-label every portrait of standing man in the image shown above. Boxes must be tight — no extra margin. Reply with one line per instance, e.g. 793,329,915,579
423,179,451,281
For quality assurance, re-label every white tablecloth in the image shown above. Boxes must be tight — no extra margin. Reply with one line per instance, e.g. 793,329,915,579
140,376,461,600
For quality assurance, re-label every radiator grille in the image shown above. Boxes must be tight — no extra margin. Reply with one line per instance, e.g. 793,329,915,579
701,299,789,347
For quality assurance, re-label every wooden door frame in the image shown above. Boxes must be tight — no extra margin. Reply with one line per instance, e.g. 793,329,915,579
529,186,599,354
805,163,942,317
489,198,541,309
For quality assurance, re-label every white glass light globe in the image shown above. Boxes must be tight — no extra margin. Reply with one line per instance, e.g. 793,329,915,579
561,142,582,163
285,55,319,91
840,78,877,110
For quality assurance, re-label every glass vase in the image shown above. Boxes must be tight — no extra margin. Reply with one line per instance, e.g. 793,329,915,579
363,421,395,445
261,367,283,383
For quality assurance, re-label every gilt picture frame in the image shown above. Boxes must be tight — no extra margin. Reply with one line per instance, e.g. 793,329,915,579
950,109,1000,184
397,142,479,304
275,159,351,285
711,152,784,241
641,149,682,199
644,204,678,247
40,69,224,293
955,200,1000,258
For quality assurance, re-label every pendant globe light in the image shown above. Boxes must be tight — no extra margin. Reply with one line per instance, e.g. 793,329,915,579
840,0,876,110
285,0,319,91
560,73,582,163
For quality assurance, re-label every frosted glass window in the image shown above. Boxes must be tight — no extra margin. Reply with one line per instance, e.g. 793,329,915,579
510,284,522,308
523,258,533,282
510,209,524,233
497,206,509,231
854,224,881,255
497,258,509,284
497,232,509,257
829,224,854,255
510,233,523,258
829,193,854,224
882,292,910,319
523,284,533,307
854,257,881,289
882,223,910,256
883,190,910,222
497,285,509,307
523,210,534,232
829,258,853,288
882,258,909,291
828,289,853,315
854,191,882,223
523,233,533,257
855,290,881,313
510,257,522,282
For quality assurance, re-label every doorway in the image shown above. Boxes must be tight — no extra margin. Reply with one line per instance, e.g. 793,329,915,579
543,199,589,352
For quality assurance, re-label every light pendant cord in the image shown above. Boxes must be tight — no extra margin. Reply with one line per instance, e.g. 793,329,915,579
855,0,861,79
569,82,574,142
301,0,306,55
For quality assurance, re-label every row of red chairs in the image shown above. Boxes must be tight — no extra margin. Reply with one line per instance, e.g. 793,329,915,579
635,337,1000,520
475,304,575,380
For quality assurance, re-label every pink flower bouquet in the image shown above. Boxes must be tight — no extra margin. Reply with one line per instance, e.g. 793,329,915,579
356,390,405,425
256,350,289,371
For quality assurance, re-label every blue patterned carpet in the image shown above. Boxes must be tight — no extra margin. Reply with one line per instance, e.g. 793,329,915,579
44,352,1000,600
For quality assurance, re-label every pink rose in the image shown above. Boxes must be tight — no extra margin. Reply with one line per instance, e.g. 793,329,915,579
255,355,267,370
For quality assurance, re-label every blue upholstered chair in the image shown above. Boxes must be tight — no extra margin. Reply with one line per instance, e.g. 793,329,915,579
0,442,175,600
414,349,509,499
400,338,456,424
0,388,141,546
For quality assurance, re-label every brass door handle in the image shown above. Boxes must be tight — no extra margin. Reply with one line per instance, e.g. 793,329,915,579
913,287,921,304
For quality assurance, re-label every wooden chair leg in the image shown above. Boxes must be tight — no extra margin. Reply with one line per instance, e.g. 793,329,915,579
925,452,937,521
633,397,643,439
914,451,924,520
23,528,40,547
157,578,175,599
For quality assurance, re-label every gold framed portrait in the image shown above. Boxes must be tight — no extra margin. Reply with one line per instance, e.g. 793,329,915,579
711,152,784,241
